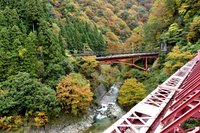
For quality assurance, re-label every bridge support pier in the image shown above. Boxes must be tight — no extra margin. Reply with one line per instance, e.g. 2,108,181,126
144,58,148,70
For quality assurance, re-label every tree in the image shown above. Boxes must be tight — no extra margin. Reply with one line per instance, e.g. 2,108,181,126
144,0,176,48
38,20,68,87
118,78,145,110
100,65,120,88
23,0,46,31
187,16,200,43
61,17,107,52
80,56,99,78
79,56,100,89
0,72,60,116
164,46,193,75
56,73,93,115
160,23,183,46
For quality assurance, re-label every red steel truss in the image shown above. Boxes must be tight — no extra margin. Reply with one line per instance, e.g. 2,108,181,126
96,53,159,71
103,50,200,133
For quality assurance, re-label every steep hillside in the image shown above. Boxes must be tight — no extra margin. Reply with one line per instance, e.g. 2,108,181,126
79,0,155,52
144,0,200,52
51,0,155,52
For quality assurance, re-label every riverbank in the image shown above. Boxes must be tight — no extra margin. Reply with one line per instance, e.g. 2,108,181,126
23,83,124,133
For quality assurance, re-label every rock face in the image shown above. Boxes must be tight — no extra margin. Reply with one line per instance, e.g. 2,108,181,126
58,115,94,133
94,83,124,121
95,103,124,120
95,83,107,104
25,113,95,133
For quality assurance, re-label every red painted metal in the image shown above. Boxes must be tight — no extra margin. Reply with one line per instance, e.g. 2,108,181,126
161,90,200,125
161,102,200,133
97,53,159,71
104,51,200,133
107,60,147,71
155,56,200,133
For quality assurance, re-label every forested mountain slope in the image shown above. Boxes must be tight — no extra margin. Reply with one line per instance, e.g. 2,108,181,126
51,0,155,52
1,0,199,132
0,0,107,130
144,0,200,52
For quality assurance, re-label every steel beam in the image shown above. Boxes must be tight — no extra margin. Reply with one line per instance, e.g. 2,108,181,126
104,52,200,133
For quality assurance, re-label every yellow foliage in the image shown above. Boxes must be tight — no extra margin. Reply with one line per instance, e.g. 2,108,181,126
52,23,61,36
168,23,181,32
0,89,8,95
164,46,194,75
125,33,144,51
187,32,196,42
175,0,182,6
187,16,200,42
0,115,24,131
80,56,99,78
106,42,126,53
85,8,95,17
105,32,119,42
118,78,145,109
34,111,48,127
18,48,27,59
178,3,188,15
51,8,62,17
82,56,98,68
56,73,93,115
189,16,200,30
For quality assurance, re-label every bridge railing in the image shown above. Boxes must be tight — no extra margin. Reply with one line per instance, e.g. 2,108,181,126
71,50,160,57
103,53,199,133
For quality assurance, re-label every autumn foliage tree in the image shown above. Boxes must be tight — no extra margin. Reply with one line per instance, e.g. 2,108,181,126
79,56,100,89
56,73,93,115
100,65,120,88
164,46,193,76
118,78,145,110
0,115,24,131
80,56,99,78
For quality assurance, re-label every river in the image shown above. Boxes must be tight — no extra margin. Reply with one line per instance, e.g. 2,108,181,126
83,83,125,133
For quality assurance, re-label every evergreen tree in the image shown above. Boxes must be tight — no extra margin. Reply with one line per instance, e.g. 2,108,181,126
38,20,68,86
23,0,46,31
61,17,107,52
0,72,60,116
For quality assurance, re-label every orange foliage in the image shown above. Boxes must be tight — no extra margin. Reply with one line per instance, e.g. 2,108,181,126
34,112,48,127
125,33,144,51
106,42,127,53
51,7,62,17
56,73,93,115
85,8,95,17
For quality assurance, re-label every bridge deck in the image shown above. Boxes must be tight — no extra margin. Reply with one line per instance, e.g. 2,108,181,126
96,52,159,61
103,51,200,133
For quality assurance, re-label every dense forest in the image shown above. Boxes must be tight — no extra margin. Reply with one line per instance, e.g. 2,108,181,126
0,0,200,132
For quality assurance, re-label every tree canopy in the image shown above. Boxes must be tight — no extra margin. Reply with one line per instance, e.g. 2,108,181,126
118,78,146,110
56,73,93,116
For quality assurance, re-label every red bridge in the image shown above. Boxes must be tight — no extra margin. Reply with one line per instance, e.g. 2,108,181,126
104,50,200,133
96,52,159,71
